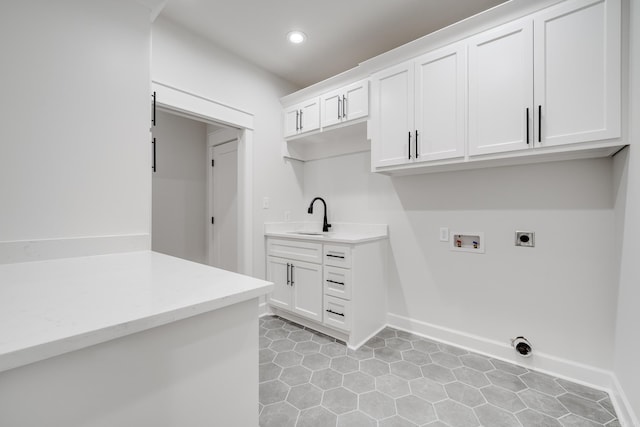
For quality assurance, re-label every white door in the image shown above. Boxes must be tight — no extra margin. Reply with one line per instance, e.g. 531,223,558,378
343,80,369,122
266,256,292,310
415,42,466,162
468,18,533,156
299,98,321,135
533,0,620,147
211,140,238,272
321,89,343,128
284,106,300,138
290,260,323,322
371,61,414,168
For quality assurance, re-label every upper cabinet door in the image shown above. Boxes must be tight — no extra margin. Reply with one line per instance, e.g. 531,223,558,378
414,42,467,162
321,80,369,129
299,98,320,135
468,18,534,156
284,106,301,138
343,80,369,122
321,89,343,128
371,61,414,168
533,0,620,147
284,98,321,138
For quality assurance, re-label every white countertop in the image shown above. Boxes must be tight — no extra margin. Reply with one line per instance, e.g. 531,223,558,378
0,251,273,373
264,222,388,244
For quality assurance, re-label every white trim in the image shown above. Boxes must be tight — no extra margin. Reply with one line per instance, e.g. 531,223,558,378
387,312,614,390
207,128,238,147
237,129,253,276
152,81,254,130
0,234,150,264
152,80,254,277
388,312,640,424
258,301,272,318
610,375,640,427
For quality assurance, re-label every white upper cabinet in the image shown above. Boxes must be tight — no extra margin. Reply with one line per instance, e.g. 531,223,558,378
321,80,369,129
468,19,534,156
372,42,467,168
415,42,467,161
533,0,620,147
469,0,620,156
283,97,320,138
371,61,414,168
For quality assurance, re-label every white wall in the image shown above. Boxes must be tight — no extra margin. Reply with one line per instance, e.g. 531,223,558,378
151,16,303,279
304,152,618,373
0,0,151,254
613,0,640,423
152,110,208,264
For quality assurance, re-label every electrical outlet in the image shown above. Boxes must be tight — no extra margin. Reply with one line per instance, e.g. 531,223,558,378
515,231,535,247
439,227,449,242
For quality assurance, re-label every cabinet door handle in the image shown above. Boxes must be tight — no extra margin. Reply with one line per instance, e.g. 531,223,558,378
152,138,156,172
415,130,419,158
538,105,542,143
295,110,299,131
291,264,295,285
326,279,345,286
326,309,345,317
326,254,345,259
299,110,303,130
151,91,156,127
526,108,530,145
342,95,347,118
286,263,290,285
408,131,412,159
337,97,342,120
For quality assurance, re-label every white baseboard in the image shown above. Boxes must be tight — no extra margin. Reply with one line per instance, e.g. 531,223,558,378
0,234,150,264
609,374,640,427
258,301,272,317
387,312,636,425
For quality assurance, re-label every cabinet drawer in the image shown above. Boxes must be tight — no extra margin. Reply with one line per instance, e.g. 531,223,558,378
323,266,352,300
324,295,351,332
267,238,323,264
323,244,352,268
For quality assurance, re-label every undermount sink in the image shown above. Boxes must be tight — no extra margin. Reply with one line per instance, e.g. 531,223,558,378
286,231,331,236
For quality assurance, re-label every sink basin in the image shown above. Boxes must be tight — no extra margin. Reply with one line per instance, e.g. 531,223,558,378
286,231,331,237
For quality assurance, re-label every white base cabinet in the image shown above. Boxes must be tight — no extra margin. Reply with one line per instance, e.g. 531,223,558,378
266,237,387,349
266,240,323,322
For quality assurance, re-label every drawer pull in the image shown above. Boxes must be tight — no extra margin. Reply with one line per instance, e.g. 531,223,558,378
326,254,345,259
326,309,345,317
326,279,345,286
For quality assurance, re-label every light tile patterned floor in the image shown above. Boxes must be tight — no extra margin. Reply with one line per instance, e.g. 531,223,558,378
258,316,620,427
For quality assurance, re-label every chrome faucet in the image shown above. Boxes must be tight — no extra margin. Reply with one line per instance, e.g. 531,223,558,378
307,197,331,232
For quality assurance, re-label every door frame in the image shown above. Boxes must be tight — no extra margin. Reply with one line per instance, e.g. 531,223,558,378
152,81,254,276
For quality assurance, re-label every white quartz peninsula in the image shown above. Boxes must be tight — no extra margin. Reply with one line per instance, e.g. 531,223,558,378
0,251,273,427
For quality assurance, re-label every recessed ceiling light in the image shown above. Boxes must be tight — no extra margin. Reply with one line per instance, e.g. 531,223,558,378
287,31,307,44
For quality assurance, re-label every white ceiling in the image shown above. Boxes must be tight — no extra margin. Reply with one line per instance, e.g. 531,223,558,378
160,0,508,88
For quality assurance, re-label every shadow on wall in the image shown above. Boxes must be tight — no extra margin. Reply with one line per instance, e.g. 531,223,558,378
390,157,614,212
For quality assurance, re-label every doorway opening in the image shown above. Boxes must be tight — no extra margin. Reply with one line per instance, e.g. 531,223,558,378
151,109,239,272
150,81,255,276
